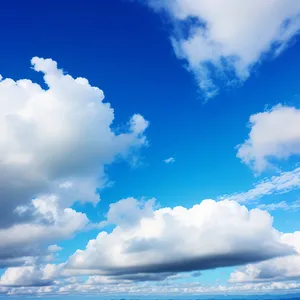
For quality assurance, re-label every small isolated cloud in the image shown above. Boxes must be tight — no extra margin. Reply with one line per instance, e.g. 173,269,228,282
144,0,300,99
237,105,300,173
164,157,175,164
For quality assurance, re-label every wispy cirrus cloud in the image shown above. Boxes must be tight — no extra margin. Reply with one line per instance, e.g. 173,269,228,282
164,157,175,164
258,200,300,211
219,167,300,203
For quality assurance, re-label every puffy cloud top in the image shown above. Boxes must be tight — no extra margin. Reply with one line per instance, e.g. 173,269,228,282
237,105,300,173
0,57,148,266
0,57,148,227
67,199,293,275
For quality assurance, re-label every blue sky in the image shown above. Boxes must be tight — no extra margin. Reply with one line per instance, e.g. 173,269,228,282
0,0,300,298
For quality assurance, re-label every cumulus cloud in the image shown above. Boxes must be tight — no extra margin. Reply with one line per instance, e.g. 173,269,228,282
66,198,293,276
0,57,148,265
144,0,300,98
0,56,148,227
0,196,88,267
5,194,299,294
48,245,63,253
105,197,156,228
229,231,300,283
237,105,300,173
0,266,53,287
0,262,94,289
219,166,300,203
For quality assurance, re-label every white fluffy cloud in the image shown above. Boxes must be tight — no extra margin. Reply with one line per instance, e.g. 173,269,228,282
105,197,157,228
237,105,300,173
0,57,148,265
66,198,293,276
0,199,299,295
0,266,53,287
144,0,300,98
0,56,148,225
0,196,88,267
229,231,300,283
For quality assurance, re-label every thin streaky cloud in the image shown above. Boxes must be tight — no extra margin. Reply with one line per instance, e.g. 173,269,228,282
258,200,300,211
219,167,300,203
164,157,175,164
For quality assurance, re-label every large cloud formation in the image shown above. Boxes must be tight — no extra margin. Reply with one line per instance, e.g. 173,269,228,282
237,105,300,173
66,198,293,275
0,198,298,295
3,279,300,296
143,0,300,98
0,57,148,266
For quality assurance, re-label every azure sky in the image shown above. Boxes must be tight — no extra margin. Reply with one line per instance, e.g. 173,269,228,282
0,0,300,298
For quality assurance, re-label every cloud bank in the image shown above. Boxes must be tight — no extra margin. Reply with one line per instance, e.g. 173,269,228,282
66,198,293,276
0,198,298,296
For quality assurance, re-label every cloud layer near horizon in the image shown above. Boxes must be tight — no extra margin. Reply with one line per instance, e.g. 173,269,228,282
0,198,297,295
